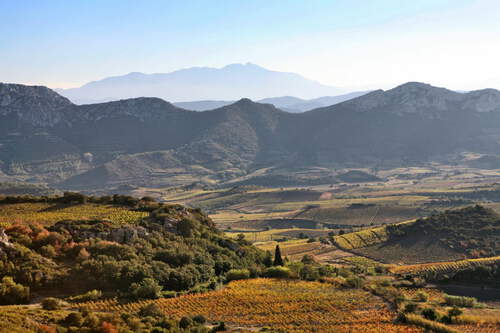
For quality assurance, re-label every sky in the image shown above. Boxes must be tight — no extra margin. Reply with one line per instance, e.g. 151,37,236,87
1,0,500,91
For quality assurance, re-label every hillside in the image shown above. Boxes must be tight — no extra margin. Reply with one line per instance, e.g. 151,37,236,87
353,206,500,263
3,82,500,189
0,194,266,302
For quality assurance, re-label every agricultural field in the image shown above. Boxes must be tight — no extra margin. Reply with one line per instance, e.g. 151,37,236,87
151,165,500,252
389,256,500,277
79,278,423,333
0,202,148,227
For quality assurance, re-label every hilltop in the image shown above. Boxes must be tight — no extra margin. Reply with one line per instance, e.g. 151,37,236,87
350,206,500,264
3,82,500,189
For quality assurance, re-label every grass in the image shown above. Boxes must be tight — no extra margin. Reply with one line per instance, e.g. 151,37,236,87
0,202,148,227
79,278,423,332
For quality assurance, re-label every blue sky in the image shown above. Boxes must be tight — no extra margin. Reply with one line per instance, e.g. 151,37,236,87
1,0,499,90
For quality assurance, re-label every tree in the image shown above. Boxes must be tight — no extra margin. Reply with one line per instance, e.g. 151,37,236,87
176,217,196,237
263,251,273,267
273,245,284,266
129,278,163,299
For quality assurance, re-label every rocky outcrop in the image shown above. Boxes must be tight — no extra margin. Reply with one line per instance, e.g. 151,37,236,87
0,228,13,250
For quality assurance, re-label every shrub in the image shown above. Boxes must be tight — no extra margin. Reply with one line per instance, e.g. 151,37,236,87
414,291,428,302
129,278,163,299
301,254,316,265
422,307,438,321
0,276,30,305
211,322,226,332
404,302,418,313
179,316,192,329
41,297,60,310
226,269,250,282
345,276,364,288
39,245,57,258
63,312,83,327
299,265,320,281
139,303,164,317
263,266,291,278
192,314,206,324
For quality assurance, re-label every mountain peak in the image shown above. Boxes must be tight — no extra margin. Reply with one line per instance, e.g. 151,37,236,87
57,64,342,103
0,83,73,126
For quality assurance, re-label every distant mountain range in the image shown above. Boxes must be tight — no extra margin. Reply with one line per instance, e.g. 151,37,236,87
174,91,369,112
56,63,344,104
2,81,500,190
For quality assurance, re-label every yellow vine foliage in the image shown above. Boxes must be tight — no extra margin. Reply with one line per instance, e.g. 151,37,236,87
0,203,147,227
79,279,423,332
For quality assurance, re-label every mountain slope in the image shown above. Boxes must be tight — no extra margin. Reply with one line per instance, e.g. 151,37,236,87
3,81,500,189
57,63,343,104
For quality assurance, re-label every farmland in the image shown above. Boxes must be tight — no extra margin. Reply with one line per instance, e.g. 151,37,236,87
0,202,148,227
79,278,423,333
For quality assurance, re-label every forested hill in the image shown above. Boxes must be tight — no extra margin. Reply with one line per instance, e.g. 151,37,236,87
0,194,266,303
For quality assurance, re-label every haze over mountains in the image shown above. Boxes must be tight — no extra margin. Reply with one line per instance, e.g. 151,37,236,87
174,91,370,112
56,63,344,105
2,81,500,190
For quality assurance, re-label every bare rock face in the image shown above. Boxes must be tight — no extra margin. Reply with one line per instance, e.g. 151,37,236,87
108,226,148,243
0,228,13,249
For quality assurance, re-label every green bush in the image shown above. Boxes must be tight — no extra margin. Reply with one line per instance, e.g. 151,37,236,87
138,303,164,317
41,297,60,310
263,266,291,278
179,316,192,329
0,276,30,305
299,265,320,281
404,302,418,313
129,278,163,299
226,269,250,282
193,314,206,324
345,276,364,288
422,307,438,321
63,312,84,327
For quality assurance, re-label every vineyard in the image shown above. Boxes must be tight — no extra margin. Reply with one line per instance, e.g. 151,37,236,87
0,202,148,226
79,278,423,332
333,220,415,250
256,239,326,260
389,256,500,277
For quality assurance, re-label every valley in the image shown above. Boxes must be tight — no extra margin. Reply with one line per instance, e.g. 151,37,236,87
1,163,498,332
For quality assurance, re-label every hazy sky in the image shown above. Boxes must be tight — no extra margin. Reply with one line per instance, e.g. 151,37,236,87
1,0,499,91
